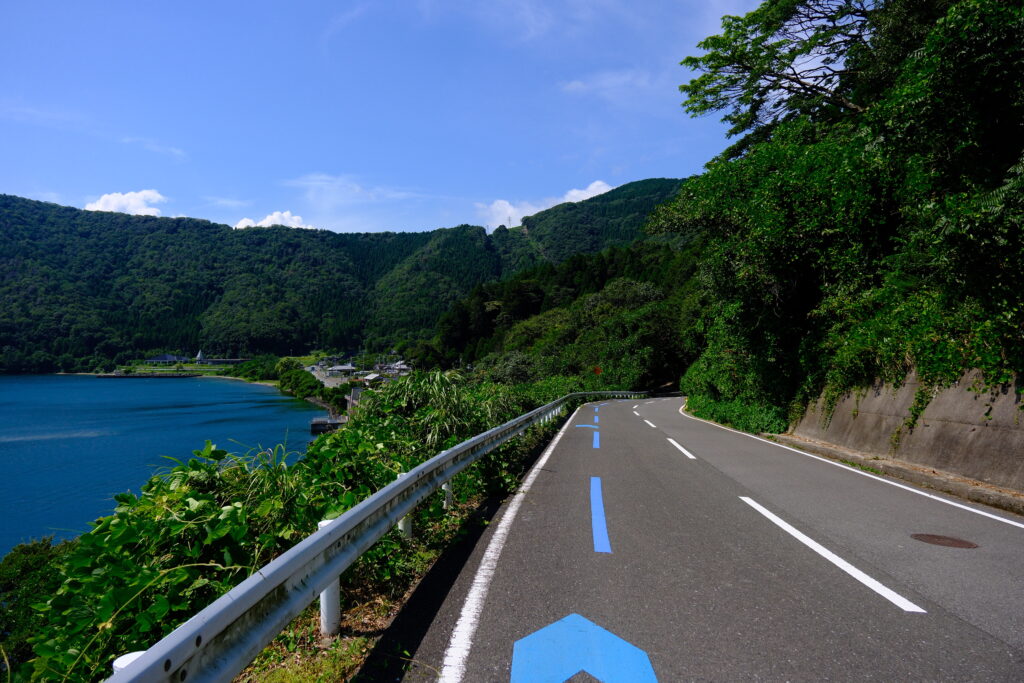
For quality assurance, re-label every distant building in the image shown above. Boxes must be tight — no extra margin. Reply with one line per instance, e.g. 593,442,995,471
190,350,247,366
145,353,190,364
326,363,356,377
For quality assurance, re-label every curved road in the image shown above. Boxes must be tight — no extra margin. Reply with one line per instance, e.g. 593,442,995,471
399,397,1024,681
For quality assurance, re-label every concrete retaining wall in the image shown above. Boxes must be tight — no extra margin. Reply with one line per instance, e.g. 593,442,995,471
792,371,1024,492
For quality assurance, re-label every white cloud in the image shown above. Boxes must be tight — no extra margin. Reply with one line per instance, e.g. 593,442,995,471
563,180,613,202
476,180,614,229
496,0,555,40
84,190,167,216
286,173,417,207
205,196,251,209
476,198,547,231
0,101,81,126
562,69,651,94
29,190,63,204
560,68,659,108
234,211,316,230
121,137,186,160
320,4,370,53
429,0,639,43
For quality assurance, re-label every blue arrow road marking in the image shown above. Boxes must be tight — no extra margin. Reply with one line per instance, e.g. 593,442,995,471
593,431,600,448
511,613,657,683
590,477,611,553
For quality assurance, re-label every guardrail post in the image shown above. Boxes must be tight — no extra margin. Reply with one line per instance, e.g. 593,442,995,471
396,472,413,538
317,520,341,636
442,481,453,510
112,651,145,674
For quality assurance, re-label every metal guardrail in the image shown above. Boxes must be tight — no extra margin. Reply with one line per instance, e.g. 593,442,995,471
108,390,644,682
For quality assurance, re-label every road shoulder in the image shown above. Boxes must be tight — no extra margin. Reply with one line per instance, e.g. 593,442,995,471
769,432,1024,517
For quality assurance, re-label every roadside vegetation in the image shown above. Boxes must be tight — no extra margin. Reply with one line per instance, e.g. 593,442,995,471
0,372,584,681
655,0,1024,431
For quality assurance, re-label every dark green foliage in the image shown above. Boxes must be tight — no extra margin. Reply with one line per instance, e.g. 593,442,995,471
681,0,872,141
0,180,680,372
277,367,326,399
427,233,709,393
436,240,701,371
518,179,683,263
685,395,788,434
0,538,75,676
663,0,1024,429
229,355,282,382
363,226,503,345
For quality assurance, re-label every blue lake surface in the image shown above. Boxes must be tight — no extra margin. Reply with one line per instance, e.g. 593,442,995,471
0,375,324,555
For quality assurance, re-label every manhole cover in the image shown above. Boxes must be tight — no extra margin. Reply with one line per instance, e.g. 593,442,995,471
911,533,978,549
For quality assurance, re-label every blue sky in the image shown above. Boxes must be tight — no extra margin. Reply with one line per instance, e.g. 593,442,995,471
1,0,756,232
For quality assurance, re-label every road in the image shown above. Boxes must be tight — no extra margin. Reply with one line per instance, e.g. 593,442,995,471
396,397,1024,681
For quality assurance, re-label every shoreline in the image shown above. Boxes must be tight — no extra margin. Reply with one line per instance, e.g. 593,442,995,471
48,370,336,418
204,374,280,389
303,395,338,418
209,374,338,418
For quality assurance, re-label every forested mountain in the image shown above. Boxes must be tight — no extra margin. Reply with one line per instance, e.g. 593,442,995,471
0,178,680,372
424,0,1024,433
423,239,701,385
518,178,683,263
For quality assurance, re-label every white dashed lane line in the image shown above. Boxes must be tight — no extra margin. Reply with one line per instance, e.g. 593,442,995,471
667,438,697,460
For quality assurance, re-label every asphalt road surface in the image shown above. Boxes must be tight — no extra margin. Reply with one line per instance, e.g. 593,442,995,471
398,397,1024,681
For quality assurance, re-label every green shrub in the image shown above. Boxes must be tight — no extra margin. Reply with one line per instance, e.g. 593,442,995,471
685,395,788,434
1,538,75,677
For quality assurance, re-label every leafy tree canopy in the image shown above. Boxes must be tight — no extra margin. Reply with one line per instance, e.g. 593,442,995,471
681,0,873,142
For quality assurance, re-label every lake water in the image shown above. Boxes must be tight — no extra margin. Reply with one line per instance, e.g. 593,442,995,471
0,375,324,556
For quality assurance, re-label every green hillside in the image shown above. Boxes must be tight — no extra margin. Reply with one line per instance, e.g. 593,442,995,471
0,178,680,372
519,178,683,263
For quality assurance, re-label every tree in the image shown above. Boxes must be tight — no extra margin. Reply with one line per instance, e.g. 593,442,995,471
681,0,874,143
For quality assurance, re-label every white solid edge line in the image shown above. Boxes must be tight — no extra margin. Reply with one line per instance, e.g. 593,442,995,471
438,406,581,683
740,497,926,613
678,403,1024,531
644,419,657,428
667,438,697,460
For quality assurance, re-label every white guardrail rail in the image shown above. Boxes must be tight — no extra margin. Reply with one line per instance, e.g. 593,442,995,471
108,390,644,682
